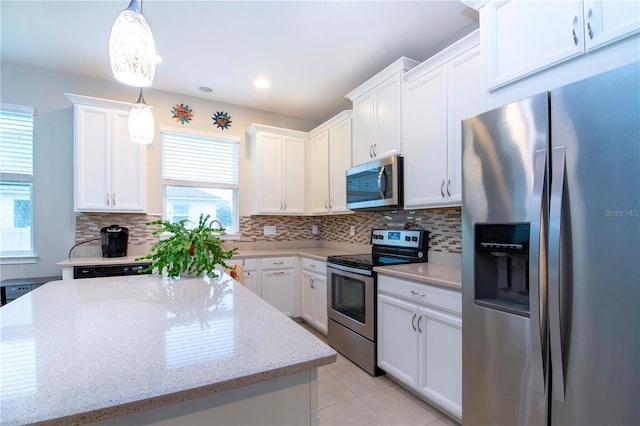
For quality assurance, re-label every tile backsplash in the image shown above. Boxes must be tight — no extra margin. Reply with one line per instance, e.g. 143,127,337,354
75,207,461,256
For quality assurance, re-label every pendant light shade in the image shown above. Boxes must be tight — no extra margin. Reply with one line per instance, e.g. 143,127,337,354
129,90,155,144
109,0,156,87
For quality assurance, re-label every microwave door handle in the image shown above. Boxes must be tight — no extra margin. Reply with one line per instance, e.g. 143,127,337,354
377,166,387,198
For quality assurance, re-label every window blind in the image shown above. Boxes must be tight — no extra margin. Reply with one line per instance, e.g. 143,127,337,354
162,131,238,187
0,105,34,182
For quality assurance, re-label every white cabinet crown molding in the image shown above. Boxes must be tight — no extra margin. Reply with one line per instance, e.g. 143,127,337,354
308,110,352,138
246,123,308,139
461,0,490,11
345,56,420,101
405,30,480,83
64,93,141,111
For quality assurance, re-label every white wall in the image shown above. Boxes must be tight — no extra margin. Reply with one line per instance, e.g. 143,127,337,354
0,62,318,280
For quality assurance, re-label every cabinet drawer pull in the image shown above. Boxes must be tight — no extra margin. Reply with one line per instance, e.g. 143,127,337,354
309,264,316,268
273,261,284,265
273,271,284,275
411,313,417,331
411,290,426,297
417,315,423,333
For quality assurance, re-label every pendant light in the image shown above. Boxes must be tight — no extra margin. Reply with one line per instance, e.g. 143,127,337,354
129,89,155,144
109,0,156,87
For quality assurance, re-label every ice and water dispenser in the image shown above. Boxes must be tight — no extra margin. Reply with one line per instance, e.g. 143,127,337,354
474,223,530,317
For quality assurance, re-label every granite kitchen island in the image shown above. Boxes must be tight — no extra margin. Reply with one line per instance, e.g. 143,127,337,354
0,274,336,425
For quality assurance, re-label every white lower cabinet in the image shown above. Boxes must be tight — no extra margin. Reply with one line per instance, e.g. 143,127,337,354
260,257,296,317
300,258,328,334
241,259,260,296
377,274,462,421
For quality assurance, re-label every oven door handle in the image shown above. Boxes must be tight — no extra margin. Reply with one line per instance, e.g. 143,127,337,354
326,263,373,276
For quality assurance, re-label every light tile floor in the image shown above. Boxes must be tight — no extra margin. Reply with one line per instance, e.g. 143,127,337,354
299,322,460,426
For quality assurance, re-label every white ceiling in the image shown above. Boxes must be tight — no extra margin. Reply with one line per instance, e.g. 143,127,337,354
1,1,478,123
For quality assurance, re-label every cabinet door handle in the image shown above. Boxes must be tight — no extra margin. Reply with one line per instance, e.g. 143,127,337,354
417,315,423,333
440,180,445,198
369,144,373,158
586,8,594,39
446,179,451,197
411,290,426,297
310,278,315,289
328,198,332,209
571,15,579,45
106,193,110,206
411,313,417,331
324,199,328,209
112,193,116,206
372,143,377,157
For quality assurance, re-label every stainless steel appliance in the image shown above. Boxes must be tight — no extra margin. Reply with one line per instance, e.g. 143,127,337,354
346,155,403,210
327,228,428,376
100,225,129,258
73,263,152,279
461,62,640,425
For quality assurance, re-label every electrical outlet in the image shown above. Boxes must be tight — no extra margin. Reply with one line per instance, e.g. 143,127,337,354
312,225,318,234
263,225,276,235
349,225,355,236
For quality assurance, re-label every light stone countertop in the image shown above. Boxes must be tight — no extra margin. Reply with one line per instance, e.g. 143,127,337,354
0,274,336,425
374,262,462,290
57,247,365,267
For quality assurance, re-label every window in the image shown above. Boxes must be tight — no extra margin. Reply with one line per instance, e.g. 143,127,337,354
162,127,239,233
0,104,35,256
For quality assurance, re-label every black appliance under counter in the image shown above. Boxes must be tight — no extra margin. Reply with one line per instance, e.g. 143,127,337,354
57,256,152,280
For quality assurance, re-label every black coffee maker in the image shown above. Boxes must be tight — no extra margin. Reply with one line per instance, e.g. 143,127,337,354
100,225,129,258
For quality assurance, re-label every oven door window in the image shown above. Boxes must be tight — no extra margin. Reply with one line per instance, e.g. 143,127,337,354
331,273,366,323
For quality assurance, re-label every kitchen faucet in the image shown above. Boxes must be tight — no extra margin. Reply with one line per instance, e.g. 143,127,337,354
209,219,226,235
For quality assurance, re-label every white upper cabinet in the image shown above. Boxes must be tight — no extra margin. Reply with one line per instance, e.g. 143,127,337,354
403,31,480,209
307,110,352,215
66,93,147,213
347,57,419,166
584,0,640,51
248,124,306,215
480,0,640,90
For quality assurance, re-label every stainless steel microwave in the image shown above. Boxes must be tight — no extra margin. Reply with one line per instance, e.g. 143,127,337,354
346,155,403,210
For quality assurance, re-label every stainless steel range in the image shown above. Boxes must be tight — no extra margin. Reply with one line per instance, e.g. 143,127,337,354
327,228,429,376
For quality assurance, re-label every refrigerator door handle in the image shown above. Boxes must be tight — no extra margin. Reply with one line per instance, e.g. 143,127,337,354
529,148,548,395
549,146,567,402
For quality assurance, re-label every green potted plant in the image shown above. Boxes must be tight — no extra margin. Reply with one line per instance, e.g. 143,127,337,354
136,214,238,279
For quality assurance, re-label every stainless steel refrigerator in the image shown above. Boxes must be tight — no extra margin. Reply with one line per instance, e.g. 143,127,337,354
461,62,640,425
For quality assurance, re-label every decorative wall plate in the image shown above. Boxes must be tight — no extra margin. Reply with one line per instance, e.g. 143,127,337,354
212,111,232,130
171,103,193,124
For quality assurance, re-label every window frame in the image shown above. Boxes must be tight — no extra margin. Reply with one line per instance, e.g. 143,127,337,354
160,126,240,235
0,103,36,260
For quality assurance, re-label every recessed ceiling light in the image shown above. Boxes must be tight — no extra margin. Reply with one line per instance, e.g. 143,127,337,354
254,78,270,89
199,86,213,93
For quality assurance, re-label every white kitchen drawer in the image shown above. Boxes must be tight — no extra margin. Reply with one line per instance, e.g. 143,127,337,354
378,274,461,315
301,257,326,274
261,256,295,270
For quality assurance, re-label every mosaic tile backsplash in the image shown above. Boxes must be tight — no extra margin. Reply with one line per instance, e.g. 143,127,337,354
75,207,461,255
